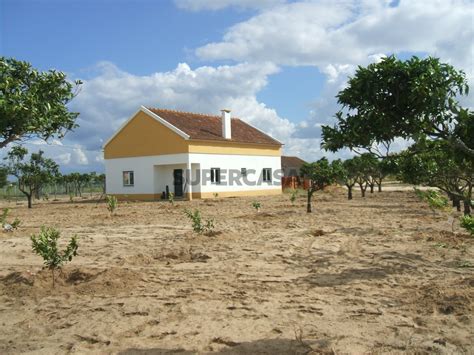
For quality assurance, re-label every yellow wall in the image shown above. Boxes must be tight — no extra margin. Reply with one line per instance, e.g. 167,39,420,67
189,141,281,156
104,111,189,159
193,188,281,199
111,188,281,201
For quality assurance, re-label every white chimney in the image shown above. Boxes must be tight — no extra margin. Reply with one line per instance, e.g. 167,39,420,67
221,109,231,139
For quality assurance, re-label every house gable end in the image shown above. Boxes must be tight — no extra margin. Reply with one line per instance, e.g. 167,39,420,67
104,110,190,159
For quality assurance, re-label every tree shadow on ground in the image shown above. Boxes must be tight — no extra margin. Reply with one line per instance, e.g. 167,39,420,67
119,338,327,355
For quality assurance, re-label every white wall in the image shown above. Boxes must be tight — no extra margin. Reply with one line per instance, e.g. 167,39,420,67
105,152,281,195
105,154,188,195
188,153,281,193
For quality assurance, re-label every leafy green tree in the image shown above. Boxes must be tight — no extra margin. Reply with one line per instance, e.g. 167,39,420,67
396,140,472,215
332,158,358,200
321,56,472,157
375,157,398,192
3,147,59,208
0,57,82,148
300,158,337,213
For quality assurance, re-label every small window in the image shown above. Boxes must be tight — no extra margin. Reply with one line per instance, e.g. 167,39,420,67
210,168,221,184
241,168,247,177
262,168,272,182
123,171,134,186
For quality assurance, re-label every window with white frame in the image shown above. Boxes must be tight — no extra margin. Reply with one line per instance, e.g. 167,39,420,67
123,171,134,186
262,168,272,182
210,168,221,184
241,168,247,177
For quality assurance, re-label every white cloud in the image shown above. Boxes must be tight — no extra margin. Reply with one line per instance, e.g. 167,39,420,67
73,147,89,165
68,61,297,152
195,0,474,80
174,0,286,11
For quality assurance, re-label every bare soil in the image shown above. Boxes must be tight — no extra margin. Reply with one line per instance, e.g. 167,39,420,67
0,189,472,354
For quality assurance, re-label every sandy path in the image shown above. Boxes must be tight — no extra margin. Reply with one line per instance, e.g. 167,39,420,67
0,189,472,354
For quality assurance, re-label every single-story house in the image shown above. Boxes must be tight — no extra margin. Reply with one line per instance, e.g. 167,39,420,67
103,106,283,200
281,156,307,177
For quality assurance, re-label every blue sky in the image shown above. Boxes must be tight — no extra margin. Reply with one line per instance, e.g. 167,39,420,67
1,0,473,172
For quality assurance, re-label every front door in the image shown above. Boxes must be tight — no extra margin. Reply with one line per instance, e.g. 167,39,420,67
173,169,183,197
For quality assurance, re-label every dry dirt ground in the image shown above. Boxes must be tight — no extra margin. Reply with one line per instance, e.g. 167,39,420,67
0,188,473,354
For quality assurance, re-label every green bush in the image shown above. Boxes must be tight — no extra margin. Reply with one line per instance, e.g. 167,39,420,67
290,190,298,205
184,209,215,235
106,195,118,215
413,188,449,212
168,192,175,205
1,208,21,232
31,226,78,287
252,201,261,212
460,215,474,236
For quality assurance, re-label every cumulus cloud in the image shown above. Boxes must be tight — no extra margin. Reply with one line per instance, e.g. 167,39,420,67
193,0,473,149
174,0,286,11
196,0,473,75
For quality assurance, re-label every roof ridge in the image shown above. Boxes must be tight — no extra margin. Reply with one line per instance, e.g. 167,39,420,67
148,107,234,120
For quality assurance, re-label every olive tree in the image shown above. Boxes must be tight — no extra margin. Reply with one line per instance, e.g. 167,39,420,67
300,158,337,213
4,147,59,208
332,159,358,200
0,57,81,148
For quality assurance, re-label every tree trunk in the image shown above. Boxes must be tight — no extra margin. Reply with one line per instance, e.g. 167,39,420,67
378,183,382,192
27,194,32,209
452,197,461,212
347,185,353,200
307,190,313,213
464,200,471,216
370,184,374,193
359,184,366,197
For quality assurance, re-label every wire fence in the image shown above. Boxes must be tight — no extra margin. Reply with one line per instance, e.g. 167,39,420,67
0,183,105,201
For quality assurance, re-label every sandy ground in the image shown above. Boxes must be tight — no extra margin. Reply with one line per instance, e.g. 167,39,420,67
0,188,472,354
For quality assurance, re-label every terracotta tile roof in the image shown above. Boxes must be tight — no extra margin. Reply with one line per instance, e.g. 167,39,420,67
148,108,282,146
281,156,307,168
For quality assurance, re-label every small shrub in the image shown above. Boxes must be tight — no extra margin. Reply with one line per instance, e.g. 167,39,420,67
43,193,49,201
31,227,79,287
106,195,118,215
460,215,474,236
168,192,175,205
213,192,219,199
11,218,21,229
414,188,449,213
1,208,21,232
184,209,215,235
1,208,9,225
290,190,298,205
252,201,261,212
69,193,74,202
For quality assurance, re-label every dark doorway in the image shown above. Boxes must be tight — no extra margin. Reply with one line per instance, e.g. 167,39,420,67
173,169,184,197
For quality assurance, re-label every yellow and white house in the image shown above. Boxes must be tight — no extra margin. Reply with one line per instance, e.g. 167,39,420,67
103,106,283,200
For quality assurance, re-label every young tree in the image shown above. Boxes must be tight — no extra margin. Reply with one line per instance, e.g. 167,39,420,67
332,158,358,200
300,158,337,213
4,147,59,208
0,57,82,149
321,56,472,157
